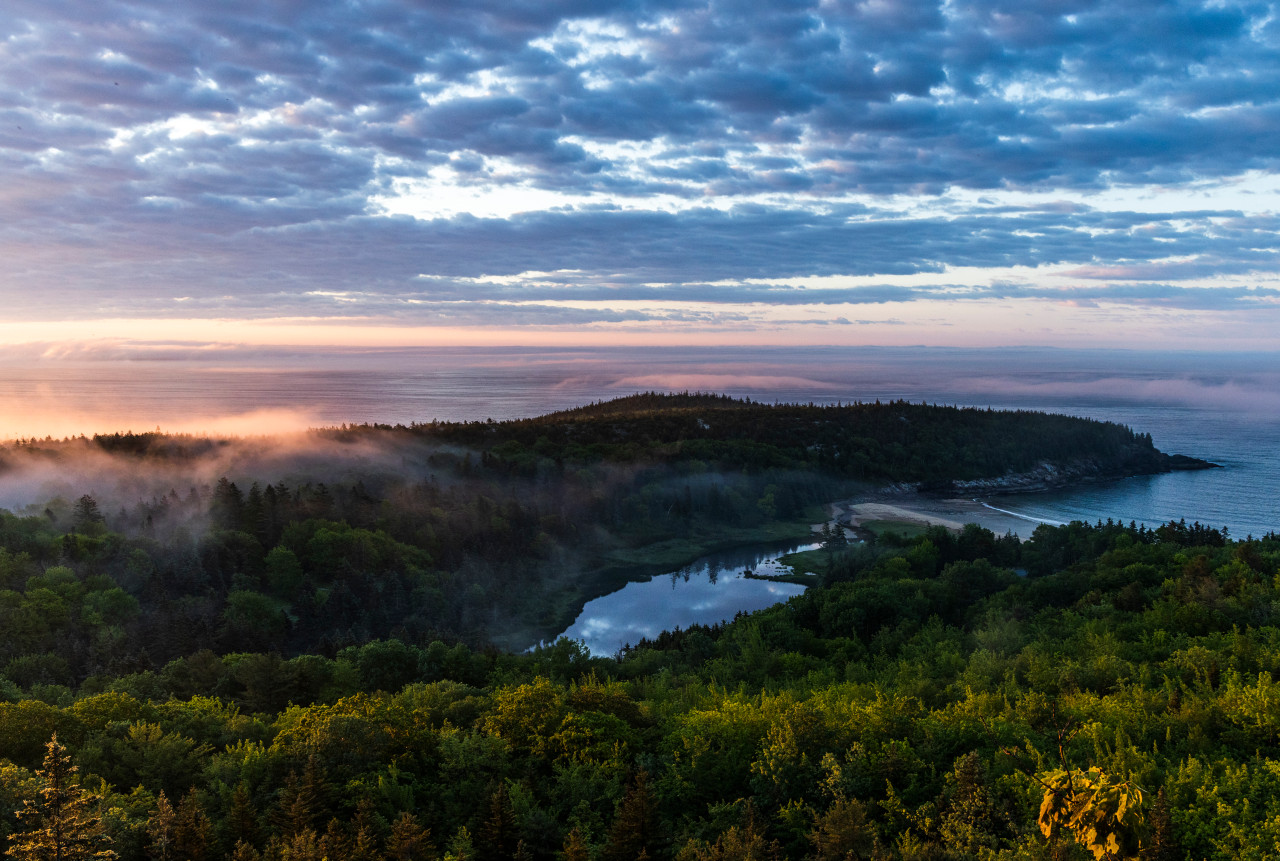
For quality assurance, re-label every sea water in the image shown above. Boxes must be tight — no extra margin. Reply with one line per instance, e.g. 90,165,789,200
2,345,1276,535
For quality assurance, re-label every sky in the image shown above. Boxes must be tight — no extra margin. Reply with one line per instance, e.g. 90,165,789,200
2,0,1280,350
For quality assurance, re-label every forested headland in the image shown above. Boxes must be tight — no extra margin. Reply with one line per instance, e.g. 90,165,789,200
0,394,1209,655
0,394,1250,859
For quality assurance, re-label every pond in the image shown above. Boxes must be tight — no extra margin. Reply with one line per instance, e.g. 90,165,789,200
555,539,820,657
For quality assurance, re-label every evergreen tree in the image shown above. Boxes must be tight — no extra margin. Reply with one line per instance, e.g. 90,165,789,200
146,791,176,861
174,788,213,861
228,841,262,861
73,495,106,535
7,734,117,861
273,757,329,841
244,483,268,544
224,783,260,852
1142,789,1180,861
274,829,323,861
602,771,661,861
320,818,351,861
562,827,590,861
387,811,434,861
444,826,473,861
938,751,1002,855
477,783,517,861
349,797,387,861
810,798,875,861
211,479,245,532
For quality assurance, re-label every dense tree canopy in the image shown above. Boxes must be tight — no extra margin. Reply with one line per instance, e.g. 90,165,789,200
0,512,1273,859
0,395,1250,859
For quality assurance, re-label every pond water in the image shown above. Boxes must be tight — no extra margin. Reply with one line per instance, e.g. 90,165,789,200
556,540,819,657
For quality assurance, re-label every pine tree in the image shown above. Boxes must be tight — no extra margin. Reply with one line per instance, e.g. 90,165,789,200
211,479,245,532
1142,788,1180,861
73,495,106,534
244,483,269,544
683,803,772,861
225,783,260,851
387,811,434,861
938,751,1000,855
228,841,262,861
810,797,875,861
351,824,383,861
602,770,661,861
174,788,213,861
562,827,590,861
320,818,352,861
146,791,177,861
275,829,323,861
7,733,117,861
477,783,517,861
273,757,329,841
274,772,310,840
445,826,474,861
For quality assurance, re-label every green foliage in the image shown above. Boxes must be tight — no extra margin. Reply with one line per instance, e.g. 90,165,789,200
1037,767,1144,860
0,513,1273,858
0,398,1265,860
7,734,116,860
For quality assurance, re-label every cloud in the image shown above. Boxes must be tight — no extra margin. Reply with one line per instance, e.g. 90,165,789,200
1,0,1279,334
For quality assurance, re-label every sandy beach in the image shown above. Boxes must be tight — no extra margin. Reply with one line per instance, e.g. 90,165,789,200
822,495,1057,539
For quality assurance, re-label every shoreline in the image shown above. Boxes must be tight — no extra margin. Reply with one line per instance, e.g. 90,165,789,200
824,493,1059,540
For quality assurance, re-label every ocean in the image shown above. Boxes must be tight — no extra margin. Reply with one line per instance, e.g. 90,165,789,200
2,345,1277,536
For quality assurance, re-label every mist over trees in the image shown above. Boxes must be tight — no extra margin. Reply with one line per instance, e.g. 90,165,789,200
0,395,1205,664
0,394,1244,859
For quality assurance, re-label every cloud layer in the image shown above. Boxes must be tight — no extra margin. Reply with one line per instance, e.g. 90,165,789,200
1,0,1278,335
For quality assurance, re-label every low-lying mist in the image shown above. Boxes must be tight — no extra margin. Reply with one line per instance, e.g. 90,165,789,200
0,427,435,526
0,413,843,657
4,346,1279,447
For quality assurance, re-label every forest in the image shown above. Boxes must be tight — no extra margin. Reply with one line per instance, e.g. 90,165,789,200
0,395,1252,859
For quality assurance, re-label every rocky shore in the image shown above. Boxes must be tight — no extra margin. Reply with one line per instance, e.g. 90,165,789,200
920,452,1220,496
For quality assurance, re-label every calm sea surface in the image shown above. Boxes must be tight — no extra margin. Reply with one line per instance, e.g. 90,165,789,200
2,345,1277,536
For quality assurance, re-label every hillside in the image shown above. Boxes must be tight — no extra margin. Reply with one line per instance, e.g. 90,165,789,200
0,517,1275,859
0,395,1219,663
411,393,1215,487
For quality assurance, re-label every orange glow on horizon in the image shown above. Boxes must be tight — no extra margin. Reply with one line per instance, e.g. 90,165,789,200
0,407,319,442
0,301,1276,352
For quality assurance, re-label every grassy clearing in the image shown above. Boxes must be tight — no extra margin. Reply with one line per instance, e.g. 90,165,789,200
776,548,829,577
603,506,825,571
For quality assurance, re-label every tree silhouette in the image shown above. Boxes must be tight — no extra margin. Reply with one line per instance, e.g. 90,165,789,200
224,783,260,852
387,811,434,861
562,827,590,861
145,791,176,861
173,788,212,861
602,770,661,861
7,733,117,861
72,495,105,535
